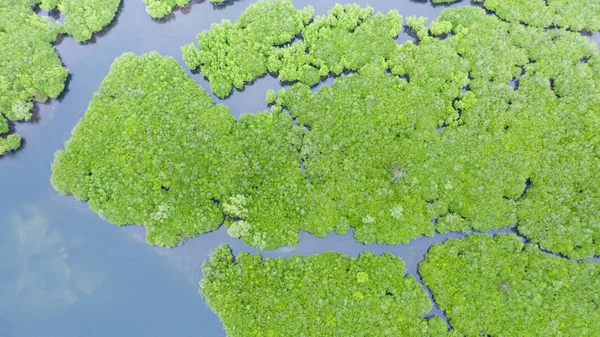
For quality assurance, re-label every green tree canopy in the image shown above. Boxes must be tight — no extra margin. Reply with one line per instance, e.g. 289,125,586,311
201,245,460,337
183,1,403,95
143,0,188,19
51,52,314,248
0,0,120,155
435,0,600,32
54,5,600,258
54,0,121,42
36,0,121,42
420,234,600,336
268,4,403,85
52,52,237,246
182,0,314,97
142,0,227,19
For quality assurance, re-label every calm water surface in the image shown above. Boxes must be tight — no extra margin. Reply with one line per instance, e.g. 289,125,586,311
5,0,594,336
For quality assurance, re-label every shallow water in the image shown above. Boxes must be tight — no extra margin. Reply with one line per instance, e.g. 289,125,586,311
3,0,597,336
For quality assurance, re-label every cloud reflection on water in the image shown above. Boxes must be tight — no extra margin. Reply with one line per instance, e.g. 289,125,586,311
1,205,104,317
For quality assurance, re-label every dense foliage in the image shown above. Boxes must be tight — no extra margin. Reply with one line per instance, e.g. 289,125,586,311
52,52,236,246
267,4,402,86
183,2,402,96
143,0,225,19
0,0,119,155
60,0,121,42
431,7,600,258
143,0,189,19
275,6,600,257
49,2,600,335
182,0,314,97
51,52,313,248
420,234,600,336
54,4,600,258
1,0,65,155
440,0,600,32
201,245,459,336
222,111,315,250
0,135,22,154
37,0,121,42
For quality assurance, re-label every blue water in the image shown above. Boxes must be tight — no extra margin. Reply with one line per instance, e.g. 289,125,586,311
6,0,593,336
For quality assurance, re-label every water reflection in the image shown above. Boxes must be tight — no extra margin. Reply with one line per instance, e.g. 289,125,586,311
0,200,225,337
0,206,103,316
0,316,12,337
35,7,65,25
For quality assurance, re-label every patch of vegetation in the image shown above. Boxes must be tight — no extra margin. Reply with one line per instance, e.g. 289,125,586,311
54,4,600,258
51,52,237,246
222,110,315,250
183,2,402,96
182,0,314,97
433,6,600,258
276,6,600,257
143,0,226,19
201,244,460,337
440,0,600,32
1,1,64,155
268,4,402,86
281,5,600,257
0,135,21,154
51,52,313,248
0,0,119,155
143,0,188,19
420,234,600,336
39,0,121,42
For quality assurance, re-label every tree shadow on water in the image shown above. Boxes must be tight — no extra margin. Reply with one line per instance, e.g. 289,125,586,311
213,0,243,11
431,0,465,9
57,73,72,102
153,0,206,24
179,0,206,15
